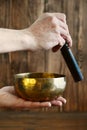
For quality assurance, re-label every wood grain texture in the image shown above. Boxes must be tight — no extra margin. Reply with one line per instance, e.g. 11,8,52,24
27,0,45,73
0,0,87,112
44,0,79,112
77,0,87,111
0,111,87,130
0,0,11,87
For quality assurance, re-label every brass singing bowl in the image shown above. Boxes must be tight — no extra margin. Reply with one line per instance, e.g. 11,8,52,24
14,72,66,102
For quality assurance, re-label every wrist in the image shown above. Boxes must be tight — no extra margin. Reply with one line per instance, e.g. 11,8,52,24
21,29,40,51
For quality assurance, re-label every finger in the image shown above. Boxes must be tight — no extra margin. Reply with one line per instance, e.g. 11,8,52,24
58,20,69,32
0,86,16,95
52,44,61,52
50,17,72,47
57,96,67,104
53,13,66,23
0,86,14,92
24,101,52,108
14,101,52,110
59,28,72,46
50,16,68,31
61,34,72,47
44,13,66,23
52,37,64,52
52,34,65,52
51,100,63,106
51,17,72,47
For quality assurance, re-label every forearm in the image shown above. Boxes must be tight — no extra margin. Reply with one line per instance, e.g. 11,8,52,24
0,28,37,53
0,13,72,53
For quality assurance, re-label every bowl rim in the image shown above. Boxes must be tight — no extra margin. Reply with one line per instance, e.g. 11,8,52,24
14,72,66,79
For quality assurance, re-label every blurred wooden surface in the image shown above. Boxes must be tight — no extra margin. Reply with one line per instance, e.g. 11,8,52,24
0,0,87,112
0,111,87,130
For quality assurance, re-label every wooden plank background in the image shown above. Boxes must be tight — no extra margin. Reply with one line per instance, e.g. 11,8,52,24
0,0,87,112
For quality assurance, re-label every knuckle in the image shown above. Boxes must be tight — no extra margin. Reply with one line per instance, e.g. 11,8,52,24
42,13,56,23
65,24,68,30
49,16,54,22
62,13,66,19
60,13,66,22
43,13,55,21
48,15,55,22
50,16,58,28
63,13,66,18
42,13,52,18
45,16,58,28
49,16,58,27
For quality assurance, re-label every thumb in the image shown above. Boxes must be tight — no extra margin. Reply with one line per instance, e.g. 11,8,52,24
52,44,61,52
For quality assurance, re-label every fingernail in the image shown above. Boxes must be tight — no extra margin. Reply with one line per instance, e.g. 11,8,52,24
59,102,62,106
64,99,67,104
48,102,52,107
